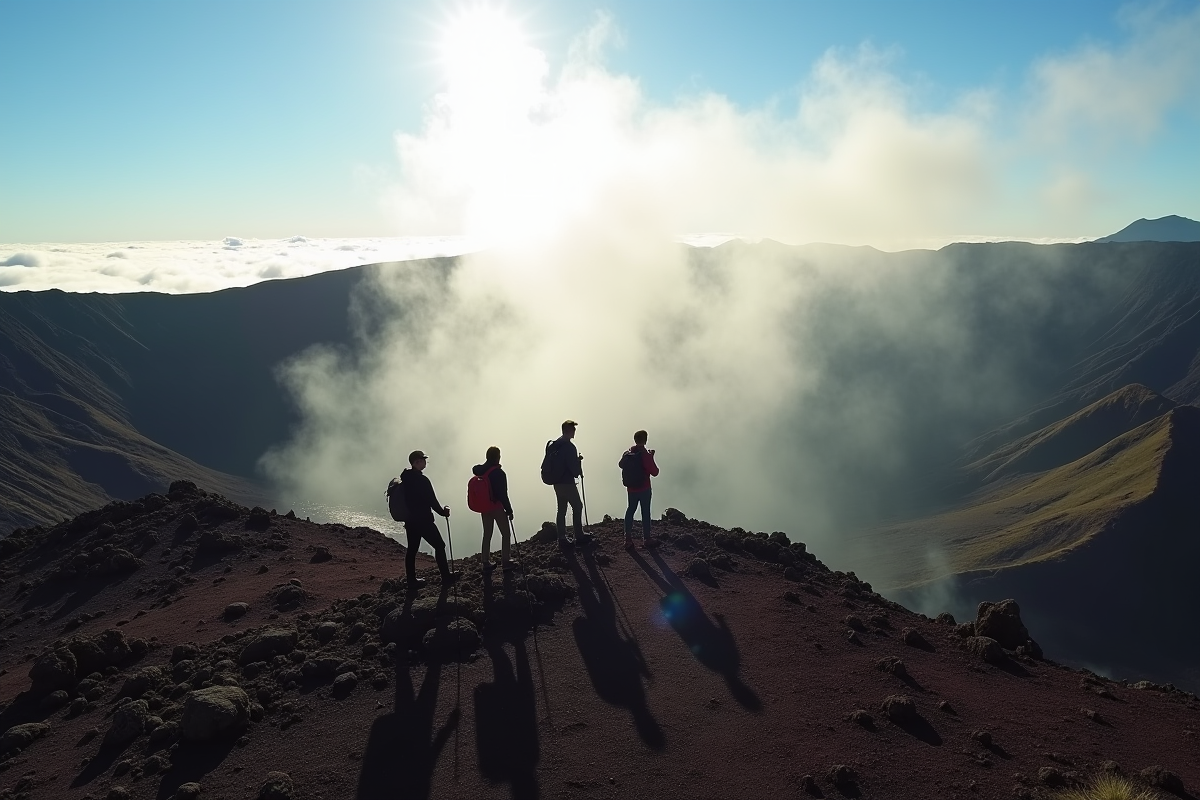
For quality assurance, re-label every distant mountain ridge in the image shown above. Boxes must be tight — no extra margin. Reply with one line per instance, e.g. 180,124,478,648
1097,214,1200,243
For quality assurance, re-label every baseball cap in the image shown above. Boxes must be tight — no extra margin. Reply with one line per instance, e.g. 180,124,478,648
408,450,429,464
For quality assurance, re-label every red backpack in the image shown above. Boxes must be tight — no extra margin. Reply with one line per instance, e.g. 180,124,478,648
467,465,504,513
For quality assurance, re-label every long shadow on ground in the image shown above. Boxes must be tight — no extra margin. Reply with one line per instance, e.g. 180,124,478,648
633,549,762,712
475,636,540,800
356,656,460,799
565,549,665,751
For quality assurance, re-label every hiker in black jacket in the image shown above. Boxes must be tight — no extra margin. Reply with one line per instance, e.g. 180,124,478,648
400,450,459,590
472,446,515,575
549,420,591,547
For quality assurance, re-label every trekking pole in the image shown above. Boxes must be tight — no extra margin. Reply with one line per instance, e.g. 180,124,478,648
579,466,590,529
443,511,461,784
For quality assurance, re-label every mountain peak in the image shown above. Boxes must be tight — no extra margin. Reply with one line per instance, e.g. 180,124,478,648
1095,215,1200,243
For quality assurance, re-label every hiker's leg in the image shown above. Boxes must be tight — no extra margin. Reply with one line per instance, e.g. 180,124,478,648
624,491,639,536
405,526,420,583
554,484,570,539
497,513,511,564
640,489,653,539
422,525,451,576
568,483,583,538
481,513,495,565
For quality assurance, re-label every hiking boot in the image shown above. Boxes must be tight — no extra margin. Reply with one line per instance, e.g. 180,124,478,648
407,577,427,590
441,571,461,585
623,536,635,550
576,532,595,546
644,537,660,549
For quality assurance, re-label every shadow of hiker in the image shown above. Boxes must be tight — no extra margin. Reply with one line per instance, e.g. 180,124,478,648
566,549,665,751
356,660,460,800
635,550,762,712
474,637,539,800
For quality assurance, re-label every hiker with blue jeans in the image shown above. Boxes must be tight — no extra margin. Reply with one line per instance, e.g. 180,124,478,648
621,430,660,550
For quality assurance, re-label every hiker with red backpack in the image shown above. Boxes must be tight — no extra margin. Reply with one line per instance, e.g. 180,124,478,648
468,446,515,576
620,430,660,550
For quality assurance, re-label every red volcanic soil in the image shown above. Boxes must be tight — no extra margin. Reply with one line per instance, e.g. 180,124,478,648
1,484,1198,800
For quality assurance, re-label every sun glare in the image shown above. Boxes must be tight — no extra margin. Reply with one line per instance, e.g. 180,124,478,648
437,5,544,113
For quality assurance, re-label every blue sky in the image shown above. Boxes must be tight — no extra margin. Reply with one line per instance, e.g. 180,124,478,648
2,0,1198,245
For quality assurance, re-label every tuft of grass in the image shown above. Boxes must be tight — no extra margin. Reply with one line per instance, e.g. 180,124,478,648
1056,774,1161,800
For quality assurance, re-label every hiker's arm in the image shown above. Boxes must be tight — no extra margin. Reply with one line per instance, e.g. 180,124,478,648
646,451,660,477
495,470,514,517
428,483,448,516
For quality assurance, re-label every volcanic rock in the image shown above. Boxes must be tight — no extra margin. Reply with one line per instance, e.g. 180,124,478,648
880,694,918,724
1,722,50,754
258,772,297,800
28,647,77,691
224,602,250,621
180,686,251,741
975,599,1035,650
239,628,297,665
964,635,1005,664
105,699,150,746
1139,766,1185,794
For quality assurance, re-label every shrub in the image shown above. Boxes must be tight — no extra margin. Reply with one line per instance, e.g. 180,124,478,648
1056,775,1160,800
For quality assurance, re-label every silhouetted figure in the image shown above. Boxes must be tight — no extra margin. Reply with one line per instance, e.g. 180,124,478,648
471,446,515,576
356,659,459,800
474,639,539,799
619,429,660,550
399,449,459,590
542,420,590,547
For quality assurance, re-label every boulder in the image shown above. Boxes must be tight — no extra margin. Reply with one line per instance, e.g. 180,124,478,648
964,636,1006,664
880,694,918,725
1139,766,1185,795
239,628,297,665
332,672,358,698
172,643,200,664
105,700,150,746
258,772,296,800
69,629,133,676
975,599,1035,650
119,666,166,700
174,783,203,800
686,558,711,580
180,686,251,741
224,602,250,621
1,722,51,754
827,764,858,788
315,621,340,643
524,574,574,601
875,656,908,678
40,689,70,712
29,648,78,691
901,627,932,650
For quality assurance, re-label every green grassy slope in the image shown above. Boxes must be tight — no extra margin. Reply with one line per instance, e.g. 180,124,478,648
869,402,1197,587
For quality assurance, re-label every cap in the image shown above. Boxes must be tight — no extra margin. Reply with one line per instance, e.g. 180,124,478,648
408,450,429,464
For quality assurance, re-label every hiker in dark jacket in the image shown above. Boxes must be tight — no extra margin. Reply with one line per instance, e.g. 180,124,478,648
400,449,459,589
473,446,515,574
621,430,660,550
549,420,591,547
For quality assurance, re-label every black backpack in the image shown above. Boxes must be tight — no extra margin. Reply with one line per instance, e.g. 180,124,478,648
619,449,646,488
385,477,409,522
540,439,567,485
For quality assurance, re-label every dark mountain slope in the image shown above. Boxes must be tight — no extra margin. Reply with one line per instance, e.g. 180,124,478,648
1097,215,1200,243
967,384,1175,482
962,241,1200,461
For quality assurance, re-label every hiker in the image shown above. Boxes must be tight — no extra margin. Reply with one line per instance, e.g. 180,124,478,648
470,446,515,575
620,430,660,549
400,450,459,589
542,419,591,547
